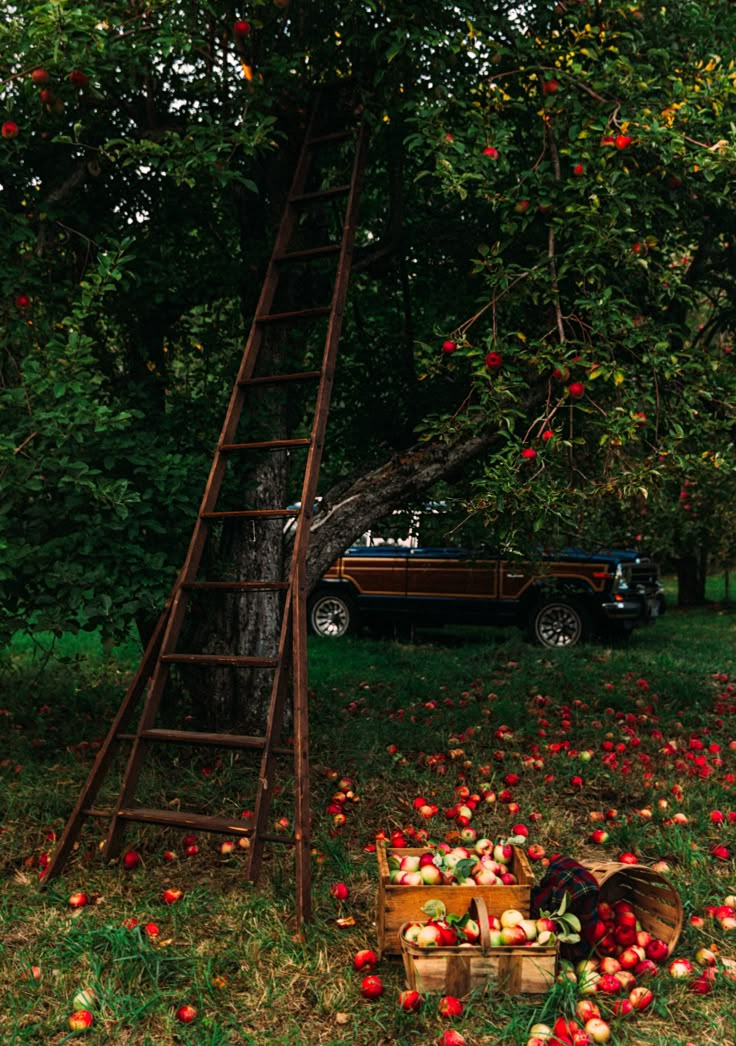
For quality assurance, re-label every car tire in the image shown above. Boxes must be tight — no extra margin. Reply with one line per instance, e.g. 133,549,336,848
529,599,588,648
308,591,357,638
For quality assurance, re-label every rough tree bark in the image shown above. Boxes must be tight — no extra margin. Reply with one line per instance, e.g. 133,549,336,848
181,421,503,731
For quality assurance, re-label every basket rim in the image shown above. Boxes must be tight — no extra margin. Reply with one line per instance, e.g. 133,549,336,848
400,933,558,958
398,898,557,959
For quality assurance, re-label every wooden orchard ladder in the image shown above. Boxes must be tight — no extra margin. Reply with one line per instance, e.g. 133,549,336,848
42,88,368,925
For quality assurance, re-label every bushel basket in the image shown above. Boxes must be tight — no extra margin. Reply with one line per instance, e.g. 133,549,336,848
377,841,533,957
583,860,683,955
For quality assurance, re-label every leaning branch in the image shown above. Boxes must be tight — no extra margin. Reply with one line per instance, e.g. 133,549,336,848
303,426,503,590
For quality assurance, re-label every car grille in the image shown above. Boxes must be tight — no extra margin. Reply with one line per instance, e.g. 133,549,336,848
623,559,659,592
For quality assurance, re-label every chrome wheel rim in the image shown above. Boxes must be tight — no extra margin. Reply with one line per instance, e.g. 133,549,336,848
311,597,350,638
536,603,582,647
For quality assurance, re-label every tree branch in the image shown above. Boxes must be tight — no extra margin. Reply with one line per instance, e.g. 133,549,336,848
303,426,503,589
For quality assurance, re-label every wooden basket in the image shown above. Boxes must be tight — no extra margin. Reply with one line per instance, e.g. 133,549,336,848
376,842,534,957
582,861,683,955
400,897,557,997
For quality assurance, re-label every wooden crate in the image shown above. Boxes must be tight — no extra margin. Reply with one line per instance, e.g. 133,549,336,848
376,841,533,957
583,861,683,955
400,897,557,997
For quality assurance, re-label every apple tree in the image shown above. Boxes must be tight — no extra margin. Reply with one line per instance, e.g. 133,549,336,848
2,1,736,725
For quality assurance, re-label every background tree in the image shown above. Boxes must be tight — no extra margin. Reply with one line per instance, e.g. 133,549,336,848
2,1,736,725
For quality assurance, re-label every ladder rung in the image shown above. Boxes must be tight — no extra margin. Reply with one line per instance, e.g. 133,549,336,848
136,729,292,755
290,184,351,205
160,654,278,668
274,244,341,263
220,438,311,452
116,808,254,836
307,130,352,145
182,581,289,591
200,509,299,520
259,832,298,845
240,371,321,387
255,307,330,324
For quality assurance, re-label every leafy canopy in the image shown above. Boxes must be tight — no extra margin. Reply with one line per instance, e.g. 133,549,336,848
1,1,736,639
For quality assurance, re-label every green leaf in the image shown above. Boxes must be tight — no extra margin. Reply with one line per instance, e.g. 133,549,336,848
420,899,447,921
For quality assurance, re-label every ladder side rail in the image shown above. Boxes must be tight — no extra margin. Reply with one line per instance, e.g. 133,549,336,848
288,118,369,589
41,601,172,883
246,589,295,881
291,561,312,924
286,118,369,923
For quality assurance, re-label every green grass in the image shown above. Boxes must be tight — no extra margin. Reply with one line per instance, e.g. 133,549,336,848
1,589,735,1043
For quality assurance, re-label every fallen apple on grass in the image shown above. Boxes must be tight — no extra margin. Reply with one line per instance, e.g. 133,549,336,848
668,957,693,978
438,995,463,1018
361,975,384,1000
398,989,423,1011
438,1031,466,1046
584,1017,612,1043
68,1010,94,1032
72,988,97,1010
122,850,141,870
353,949,377,972
528,1023,553,1042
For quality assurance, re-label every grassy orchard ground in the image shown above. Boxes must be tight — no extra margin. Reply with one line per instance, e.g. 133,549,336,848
1,582,736,1044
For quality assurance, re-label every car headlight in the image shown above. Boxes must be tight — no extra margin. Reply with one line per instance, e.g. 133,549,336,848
612,564,629,593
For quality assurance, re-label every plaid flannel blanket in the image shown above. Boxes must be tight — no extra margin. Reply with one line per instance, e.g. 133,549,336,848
530,855,600,961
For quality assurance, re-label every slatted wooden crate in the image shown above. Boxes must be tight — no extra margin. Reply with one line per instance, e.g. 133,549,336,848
376,841,533,957
400,897,557,997
583,861,683,955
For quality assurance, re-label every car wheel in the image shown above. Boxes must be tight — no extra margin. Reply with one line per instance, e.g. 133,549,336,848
530,599,587,648
308,591,356,638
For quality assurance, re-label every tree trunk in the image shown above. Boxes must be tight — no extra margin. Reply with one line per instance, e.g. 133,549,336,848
207,449,288,729
179,421,502,730
676,550,707,607
180,332,291,731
